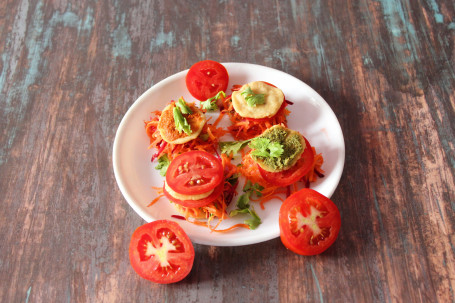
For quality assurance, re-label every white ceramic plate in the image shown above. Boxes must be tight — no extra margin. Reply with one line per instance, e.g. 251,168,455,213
113,63,345,246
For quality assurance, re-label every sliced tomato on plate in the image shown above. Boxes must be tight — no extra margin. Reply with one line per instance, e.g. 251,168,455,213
258,136,314,187
186,60,229,101
279,189,341,255
129,220,195,284
163,182,224,208
166,150,224,195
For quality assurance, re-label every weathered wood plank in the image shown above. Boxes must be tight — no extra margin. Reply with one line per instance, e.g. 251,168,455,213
0,0,453,302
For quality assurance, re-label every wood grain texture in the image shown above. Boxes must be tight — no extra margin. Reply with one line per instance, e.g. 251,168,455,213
0,0,454,302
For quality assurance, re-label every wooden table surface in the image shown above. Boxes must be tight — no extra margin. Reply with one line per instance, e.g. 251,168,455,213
1,0,454,302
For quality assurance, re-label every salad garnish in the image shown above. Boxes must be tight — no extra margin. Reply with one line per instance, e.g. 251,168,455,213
155,154,170,176
249,137,284,158
241,86,265,107
219,139,251,157
229,180,264,229
176,97,193,114
173,105,192,135
201,91,226,111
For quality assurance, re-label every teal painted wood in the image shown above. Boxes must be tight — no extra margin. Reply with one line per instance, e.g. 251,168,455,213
0,0,454,302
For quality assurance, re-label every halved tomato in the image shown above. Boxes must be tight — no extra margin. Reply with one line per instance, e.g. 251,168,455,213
163,182,224,208
258,137,314,187
166,150,223,195
129,220,195,283
279,189,341,255
186,60,229,101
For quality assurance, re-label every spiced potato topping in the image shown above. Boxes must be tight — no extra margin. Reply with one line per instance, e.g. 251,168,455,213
158,102,206,144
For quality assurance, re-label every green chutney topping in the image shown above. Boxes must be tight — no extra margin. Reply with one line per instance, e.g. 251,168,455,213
250,125,305,172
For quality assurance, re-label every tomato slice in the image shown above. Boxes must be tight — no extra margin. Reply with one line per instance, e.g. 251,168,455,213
186,60,229,101
166,150,224,195
279,189,341,255
258,137,314,187
163,182,224,208
129,220,195,283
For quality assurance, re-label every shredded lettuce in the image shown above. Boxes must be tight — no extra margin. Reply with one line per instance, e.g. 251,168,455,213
176,97,192,114
155,154,170,176
173,106,192,135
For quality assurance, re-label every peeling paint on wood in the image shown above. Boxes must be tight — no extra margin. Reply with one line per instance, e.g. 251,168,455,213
0,0,454,302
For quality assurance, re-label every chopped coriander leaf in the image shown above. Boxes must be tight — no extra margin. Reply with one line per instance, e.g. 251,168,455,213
241,86,254,97
251,125,304,172
219,139,251,156
155,154,170,176
268,142,284,157
201,91,225,111
243,180,264,197
230,206,261,230
241,86,265,107
173,107,192,135
244,210,261,230
201,99,218,111
226,174,239,187
249,137,284,158
229,208,250,216
176,98,192,114
236,192,251,209
229,181,263,229
212,90,226,99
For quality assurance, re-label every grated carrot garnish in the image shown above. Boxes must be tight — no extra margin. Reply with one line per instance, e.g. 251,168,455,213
259,195,285,210
147,194,164,207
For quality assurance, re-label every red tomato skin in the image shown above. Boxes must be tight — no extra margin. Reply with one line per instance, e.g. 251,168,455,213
129,220,194,284
186,60,229,101
166,150,224,195
258,136,315,187
279,189,341,256
163,182,224,208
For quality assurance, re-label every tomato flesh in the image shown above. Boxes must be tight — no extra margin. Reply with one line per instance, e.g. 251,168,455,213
258,136,314,187
129,220,194,284
166,150,223,195
279,189,341,255
186,60,229,101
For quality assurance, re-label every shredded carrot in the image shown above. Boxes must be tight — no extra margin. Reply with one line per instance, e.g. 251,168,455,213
147,193,164,207
258,195,285,210
220,96,290,140
151,186,164,193
301,147,325,184
208,223,250,232
293,182,299,193
212,110,226,127
238,151,274,188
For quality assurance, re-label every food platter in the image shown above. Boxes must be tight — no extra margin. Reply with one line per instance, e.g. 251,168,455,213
113,63,345,246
